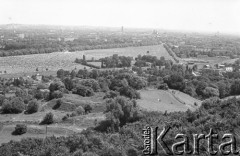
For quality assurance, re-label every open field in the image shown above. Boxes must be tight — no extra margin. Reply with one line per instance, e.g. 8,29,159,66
0,45,173,78
137,89,201,112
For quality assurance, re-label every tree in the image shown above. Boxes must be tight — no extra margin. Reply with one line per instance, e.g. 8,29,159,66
71,70,77,78
26,99,39,114
57,69,67,78
103,91,120,99
40,112,54,125
12,124,27,135
49,81,65,92
164,74,185,91
119,86,141,99
63,77,74,91
0,95,5,106
72,85,94,97
78,79,100,92
230,79,240,95
75,106,85,115
2,97,25,114
203,87,219,98
217,81,230,98
196,81,207,97
50,90,63,99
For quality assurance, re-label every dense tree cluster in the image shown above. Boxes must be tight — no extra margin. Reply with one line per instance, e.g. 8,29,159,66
101,54,132,68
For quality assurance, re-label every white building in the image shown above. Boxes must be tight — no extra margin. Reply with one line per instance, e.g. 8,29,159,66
225,67,233,72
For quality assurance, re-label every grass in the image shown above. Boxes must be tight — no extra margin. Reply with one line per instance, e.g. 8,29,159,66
0,44,173,78
137,88,201,112
0,93,106,145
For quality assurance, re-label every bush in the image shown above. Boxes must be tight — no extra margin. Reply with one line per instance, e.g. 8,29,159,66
103,91,119,99
40,112,54,125
53,99,62,110
12,124,27,135
26,100,39,114
157,83,168,90
72,85,94,97
62,115,68,121
50,90,63,99
76,106,85,115
119,86,141,99
84,104,93,114
127,147,138,156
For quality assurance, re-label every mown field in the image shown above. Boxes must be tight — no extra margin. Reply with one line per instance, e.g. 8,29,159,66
137,89,201,112
0,44,173,77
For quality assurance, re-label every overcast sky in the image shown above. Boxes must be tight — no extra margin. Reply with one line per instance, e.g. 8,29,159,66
0,0,239,34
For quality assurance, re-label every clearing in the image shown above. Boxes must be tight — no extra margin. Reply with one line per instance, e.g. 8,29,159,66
137,89,201,112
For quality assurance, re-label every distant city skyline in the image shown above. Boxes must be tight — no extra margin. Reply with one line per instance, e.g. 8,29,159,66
0,0,239,35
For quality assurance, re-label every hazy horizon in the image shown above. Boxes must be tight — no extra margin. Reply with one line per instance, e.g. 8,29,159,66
0,0,239,35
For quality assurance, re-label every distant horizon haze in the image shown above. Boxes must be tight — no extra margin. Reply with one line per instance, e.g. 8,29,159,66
0,0,239,35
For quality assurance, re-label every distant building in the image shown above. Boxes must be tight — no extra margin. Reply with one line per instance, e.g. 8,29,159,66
203,64,211,69
17,34,25,39
218,64,225,69
36,73,42,81
192,71,201,77
64,37,75,42
225,67,233,72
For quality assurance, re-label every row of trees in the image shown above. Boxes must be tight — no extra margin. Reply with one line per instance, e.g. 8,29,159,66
0,35,160,57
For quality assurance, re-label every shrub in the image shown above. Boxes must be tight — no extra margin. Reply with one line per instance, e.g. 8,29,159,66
78,79,100,92
119,86,141,99
12,124,27,135
72,85,94,97
53,99,62,110
50,90,63,99
40,112,54,125
26,100,39,114
62,115,68,121
84,104,93,114
103,91,119,99
0,95,5,106
76,106,85,115
127,147,138,156
157,83,168,90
